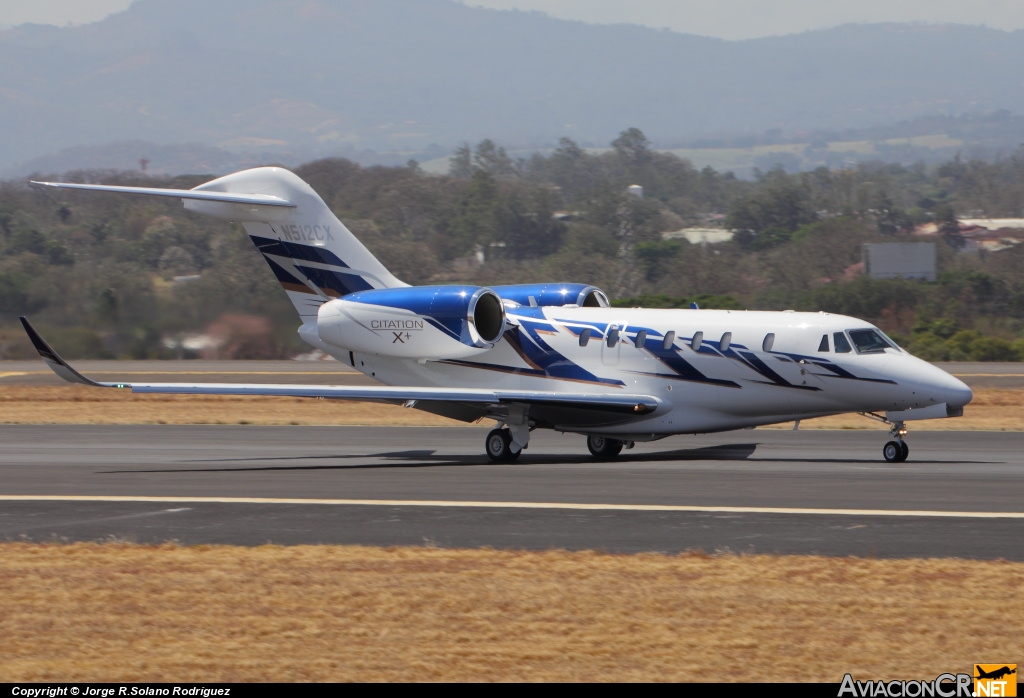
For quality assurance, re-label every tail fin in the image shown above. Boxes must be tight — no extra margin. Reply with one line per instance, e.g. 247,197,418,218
188,167,406,321
33,167,405,322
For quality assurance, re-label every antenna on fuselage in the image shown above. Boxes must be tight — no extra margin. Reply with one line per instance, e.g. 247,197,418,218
690,301,700,309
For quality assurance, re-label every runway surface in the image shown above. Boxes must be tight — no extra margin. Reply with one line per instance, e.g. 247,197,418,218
1,426,1022,558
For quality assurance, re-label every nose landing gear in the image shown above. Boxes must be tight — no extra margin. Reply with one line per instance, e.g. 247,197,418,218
859,413,911,462
882,420,909,463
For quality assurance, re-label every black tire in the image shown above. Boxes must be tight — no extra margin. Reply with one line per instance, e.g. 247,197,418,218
899,441,910,462
587,435,624,459
485,428,520,462
883,440,904,463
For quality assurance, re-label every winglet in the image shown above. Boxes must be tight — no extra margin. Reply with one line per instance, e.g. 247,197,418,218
19,317,120,388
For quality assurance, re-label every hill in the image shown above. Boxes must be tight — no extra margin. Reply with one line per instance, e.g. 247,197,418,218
3,1,1024,170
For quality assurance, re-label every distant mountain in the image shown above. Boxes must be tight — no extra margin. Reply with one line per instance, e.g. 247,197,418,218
8,139,450,178
3,0,1024,171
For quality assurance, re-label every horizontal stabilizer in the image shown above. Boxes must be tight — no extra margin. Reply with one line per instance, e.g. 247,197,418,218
29,181,296,208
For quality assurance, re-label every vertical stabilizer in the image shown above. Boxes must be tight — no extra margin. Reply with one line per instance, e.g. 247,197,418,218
186,167,406,321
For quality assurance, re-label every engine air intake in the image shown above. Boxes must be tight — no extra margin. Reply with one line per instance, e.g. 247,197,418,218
470,290,505,344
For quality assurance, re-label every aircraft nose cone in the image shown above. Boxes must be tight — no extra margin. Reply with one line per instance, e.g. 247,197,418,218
937,372,973,408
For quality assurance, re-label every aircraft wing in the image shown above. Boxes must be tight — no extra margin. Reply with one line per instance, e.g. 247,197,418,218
20,318,661,424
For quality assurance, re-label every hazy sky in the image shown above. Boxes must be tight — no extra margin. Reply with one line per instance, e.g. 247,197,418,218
2,0,1024,39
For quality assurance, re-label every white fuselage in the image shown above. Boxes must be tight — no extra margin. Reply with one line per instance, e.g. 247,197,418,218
304,306,973,437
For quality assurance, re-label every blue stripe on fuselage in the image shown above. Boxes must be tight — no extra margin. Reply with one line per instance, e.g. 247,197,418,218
252,235,350,267
637,334,741,388
506,325,624,386
771,351,898,385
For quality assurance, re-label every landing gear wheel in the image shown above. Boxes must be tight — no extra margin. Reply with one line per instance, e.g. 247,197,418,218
587,435,624,459
883,440,908,463
486,428,520,463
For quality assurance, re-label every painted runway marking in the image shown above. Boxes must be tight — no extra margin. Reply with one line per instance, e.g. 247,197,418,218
0,504,194,533
2,495,1023,519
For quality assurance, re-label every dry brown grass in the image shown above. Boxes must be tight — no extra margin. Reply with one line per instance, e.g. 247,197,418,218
0,385,1021,430
2,543,1020,682
763,388,1024,431
0,385,466,426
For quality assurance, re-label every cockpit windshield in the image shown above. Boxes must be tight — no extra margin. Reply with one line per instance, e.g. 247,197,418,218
847,328,898,354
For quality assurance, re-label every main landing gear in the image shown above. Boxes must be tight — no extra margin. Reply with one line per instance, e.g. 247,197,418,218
882,420,909,463
485,428,521,463
586,435,624,459
485,429,636,462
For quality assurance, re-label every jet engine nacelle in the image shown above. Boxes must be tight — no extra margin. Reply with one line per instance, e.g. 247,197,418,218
490,283,609,308
317,285,506,359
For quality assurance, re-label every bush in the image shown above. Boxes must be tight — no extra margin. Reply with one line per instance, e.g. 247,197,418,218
903,329,1022,361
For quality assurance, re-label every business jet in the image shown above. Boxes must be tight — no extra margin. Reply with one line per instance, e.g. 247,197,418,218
23,167,973,463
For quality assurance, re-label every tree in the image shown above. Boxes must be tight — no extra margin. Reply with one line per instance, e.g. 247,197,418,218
449,144,473,179
612,127,652,167
934,204,964,249
474,139,517,177
499,187,566,260
727,169,816,244
445,170,502,260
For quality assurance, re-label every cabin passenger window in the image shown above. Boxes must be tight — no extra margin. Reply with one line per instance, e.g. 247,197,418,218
720,332,732,352
763,333,775,352
818,335,829,352
662,331,675,350
691,332,703,351
634,330,647,348
579,328,592,347
606,327,619,348
833,332,852,353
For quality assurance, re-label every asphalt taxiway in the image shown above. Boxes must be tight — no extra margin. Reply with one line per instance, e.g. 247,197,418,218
1,426,1022,558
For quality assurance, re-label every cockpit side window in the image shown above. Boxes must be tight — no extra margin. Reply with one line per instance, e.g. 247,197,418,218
848,328,896,354
833,331,852,353
818,335,829,352
879,330,902,352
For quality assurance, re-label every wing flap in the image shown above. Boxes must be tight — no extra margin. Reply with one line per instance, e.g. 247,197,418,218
126,382,658,414
30,181,296,208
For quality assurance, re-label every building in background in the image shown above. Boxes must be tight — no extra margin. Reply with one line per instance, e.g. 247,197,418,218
862,242,936,282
